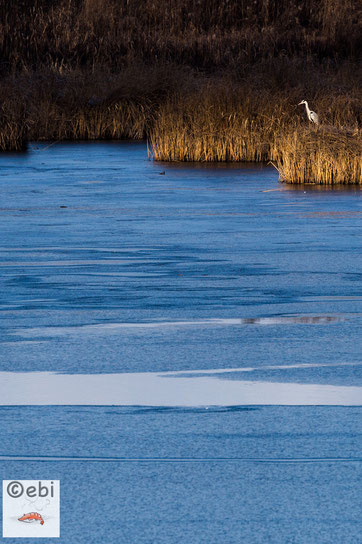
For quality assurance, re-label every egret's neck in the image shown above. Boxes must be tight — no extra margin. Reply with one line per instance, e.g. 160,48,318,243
304,102,311,116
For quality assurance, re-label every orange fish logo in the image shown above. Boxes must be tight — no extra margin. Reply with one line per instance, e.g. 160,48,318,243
18,512,44,525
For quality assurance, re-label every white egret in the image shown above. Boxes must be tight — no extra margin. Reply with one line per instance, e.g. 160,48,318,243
298,100,320,126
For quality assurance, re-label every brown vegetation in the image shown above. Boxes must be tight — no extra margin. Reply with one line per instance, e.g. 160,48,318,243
273,128,361,185
1,0,360,72
0,0,361,183
149,64,361,184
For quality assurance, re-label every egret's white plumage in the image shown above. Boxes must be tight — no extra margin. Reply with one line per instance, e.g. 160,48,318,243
298,100,320,126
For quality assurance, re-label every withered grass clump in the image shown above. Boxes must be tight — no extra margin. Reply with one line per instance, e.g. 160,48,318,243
149,84,281,162
274,128,362,185
0,114,27,152
0,98,27,151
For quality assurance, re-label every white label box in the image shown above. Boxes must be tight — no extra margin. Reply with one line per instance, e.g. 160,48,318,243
3,480,60,538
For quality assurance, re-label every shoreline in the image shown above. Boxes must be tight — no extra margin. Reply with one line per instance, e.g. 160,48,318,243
1,65,360,184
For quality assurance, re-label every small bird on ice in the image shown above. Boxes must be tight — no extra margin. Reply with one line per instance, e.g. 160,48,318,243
298,100,320,126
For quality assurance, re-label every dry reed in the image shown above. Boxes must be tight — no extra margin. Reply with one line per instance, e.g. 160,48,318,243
149,86,277,162
1,0,360,73
0,0,361,183
149,75,361,184
274,128,361,185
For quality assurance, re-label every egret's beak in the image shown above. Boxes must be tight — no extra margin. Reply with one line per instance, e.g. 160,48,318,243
298,101,303,105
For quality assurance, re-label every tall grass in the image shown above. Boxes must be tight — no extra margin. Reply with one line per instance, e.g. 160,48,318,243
0,64,187,146
150,86,275,162
149,69,361,183
0,87,27,151
0,0,361,182
274,129,361,185
1,0,360,73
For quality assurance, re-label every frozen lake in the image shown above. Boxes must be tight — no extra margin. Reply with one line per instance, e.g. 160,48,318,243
0,142,361,542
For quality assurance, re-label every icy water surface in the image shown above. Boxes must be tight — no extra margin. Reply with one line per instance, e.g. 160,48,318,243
0,142,361,543
1,142,362,390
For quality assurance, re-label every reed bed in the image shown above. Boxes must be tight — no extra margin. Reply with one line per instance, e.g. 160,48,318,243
28,100,153,142
274,128,362,185
1,0,360,73
149,85,279,162
1,65,186,144
0,92,27,151
0,114,27,152
0,0,361,183
149,76,361,184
